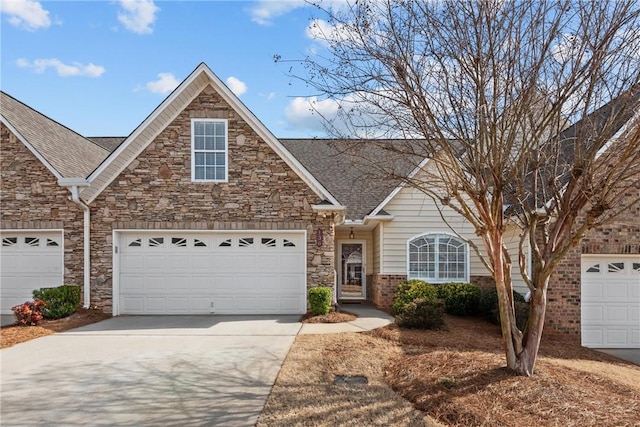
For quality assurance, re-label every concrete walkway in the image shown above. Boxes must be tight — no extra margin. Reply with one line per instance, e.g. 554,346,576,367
0,305,393,427
299,303,394,334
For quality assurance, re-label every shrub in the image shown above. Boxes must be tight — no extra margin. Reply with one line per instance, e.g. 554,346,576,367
395,298,445,329
33,285,81,319
436,282,481,316
12,300,45,326
308,286,332,315
392,280,438,315
479,287,528,329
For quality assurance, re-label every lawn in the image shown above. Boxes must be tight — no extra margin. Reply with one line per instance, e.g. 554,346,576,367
259,315,640,427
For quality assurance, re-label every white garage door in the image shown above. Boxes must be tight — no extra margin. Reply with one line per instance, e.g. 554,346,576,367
581,255,640,348
0,231,64,314
118,231,307,315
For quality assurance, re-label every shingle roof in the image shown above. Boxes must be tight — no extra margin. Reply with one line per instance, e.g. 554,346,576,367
1,91,110,178
87,137,127,152
280,139,424,220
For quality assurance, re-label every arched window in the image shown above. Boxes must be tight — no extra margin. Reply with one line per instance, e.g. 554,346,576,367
408,233,468,282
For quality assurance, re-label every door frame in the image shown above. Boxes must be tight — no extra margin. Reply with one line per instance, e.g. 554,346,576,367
337,239,366,300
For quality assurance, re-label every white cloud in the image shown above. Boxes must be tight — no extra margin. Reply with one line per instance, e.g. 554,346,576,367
247,0,306,26
285,96,341,133
0,0,50,31
117,0,159,34
306,18,358,46
144,72,179,94
225,76,248,97
17,58,105,77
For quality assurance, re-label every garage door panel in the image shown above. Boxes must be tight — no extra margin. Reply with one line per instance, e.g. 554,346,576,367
604,306,629,322
121,254,146,272
605,329,629,346
145,255,172,270
582,305,603,322
211,254,238,272
605,282,630,299
212,296,234,312
581,255,640,349
280,254,305,270
121,296,144,313
581,282,603,300
119,231,306,315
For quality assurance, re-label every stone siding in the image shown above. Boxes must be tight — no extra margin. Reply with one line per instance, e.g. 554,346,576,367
89,86,335,311
0,123,85,293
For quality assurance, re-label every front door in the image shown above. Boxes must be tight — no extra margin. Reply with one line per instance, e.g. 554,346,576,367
339,242,365,299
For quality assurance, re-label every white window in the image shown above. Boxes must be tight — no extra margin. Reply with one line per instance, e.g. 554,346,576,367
191,119,228,182
408,233,468,282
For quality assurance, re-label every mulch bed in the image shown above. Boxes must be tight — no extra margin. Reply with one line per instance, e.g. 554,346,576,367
300,311,357,323
372,315,640,427
0,308,111,349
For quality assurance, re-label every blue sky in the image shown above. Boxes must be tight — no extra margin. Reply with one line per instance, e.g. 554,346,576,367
1,0,339,138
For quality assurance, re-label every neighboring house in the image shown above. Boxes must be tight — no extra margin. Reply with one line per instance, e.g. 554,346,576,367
1,63,637,351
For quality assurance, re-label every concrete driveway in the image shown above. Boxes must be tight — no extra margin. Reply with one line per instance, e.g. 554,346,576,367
1,315,301,426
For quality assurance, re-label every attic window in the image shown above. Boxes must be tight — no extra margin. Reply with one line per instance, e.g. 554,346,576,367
191,119,228,182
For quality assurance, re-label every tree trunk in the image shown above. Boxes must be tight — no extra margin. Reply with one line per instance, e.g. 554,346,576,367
513,278,549,376
489,232,519,370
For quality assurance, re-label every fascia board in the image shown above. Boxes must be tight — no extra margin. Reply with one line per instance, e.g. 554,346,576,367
82,63,341,206
369,157,431,216
81,65,210,203
198,66,341,206
1,115,64,181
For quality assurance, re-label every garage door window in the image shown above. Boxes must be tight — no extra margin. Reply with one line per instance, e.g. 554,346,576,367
2,237,17,246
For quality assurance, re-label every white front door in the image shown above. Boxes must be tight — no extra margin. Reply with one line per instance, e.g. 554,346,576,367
0,231,64,314
581,255,640,348
117,231,307,315
339,241,366,299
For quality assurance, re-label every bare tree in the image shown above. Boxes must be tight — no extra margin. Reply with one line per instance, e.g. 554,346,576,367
284,0,640,376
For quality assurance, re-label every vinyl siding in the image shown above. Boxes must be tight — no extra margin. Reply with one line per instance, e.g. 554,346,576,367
381,184,528,292
373,223,381,274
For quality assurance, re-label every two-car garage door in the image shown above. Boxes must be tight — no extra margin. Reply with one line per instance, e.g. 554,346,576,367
117,231,307,315
581,255,640,349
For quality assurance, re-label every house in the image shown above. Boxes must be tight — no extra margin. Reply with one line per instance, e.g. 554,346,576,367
1,63,638,351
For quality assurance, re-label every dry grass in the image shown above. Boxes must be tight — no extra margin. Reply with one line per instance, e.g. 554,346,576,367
0,308,111,349
262,315,640,427
258,333,443,426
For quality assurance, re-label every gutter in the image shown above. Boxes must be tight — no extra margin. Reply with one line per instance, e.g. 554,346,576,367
58,178,91,309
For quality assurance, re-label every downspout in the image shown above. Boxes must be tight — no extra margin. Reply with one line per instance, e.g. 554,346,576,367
59,179,91,309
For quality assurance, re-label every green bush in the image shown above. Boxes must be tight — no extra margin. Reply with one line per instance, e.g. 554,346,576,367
395,298,445,329
392,279,438,315
479,287,528,329
33,285,81,319
308,286,332,315
436,282,481,316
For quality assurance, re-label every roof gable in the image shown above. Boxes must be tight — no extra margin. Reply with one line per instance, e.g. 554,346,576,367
0,91,109,179
81,63,341,205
